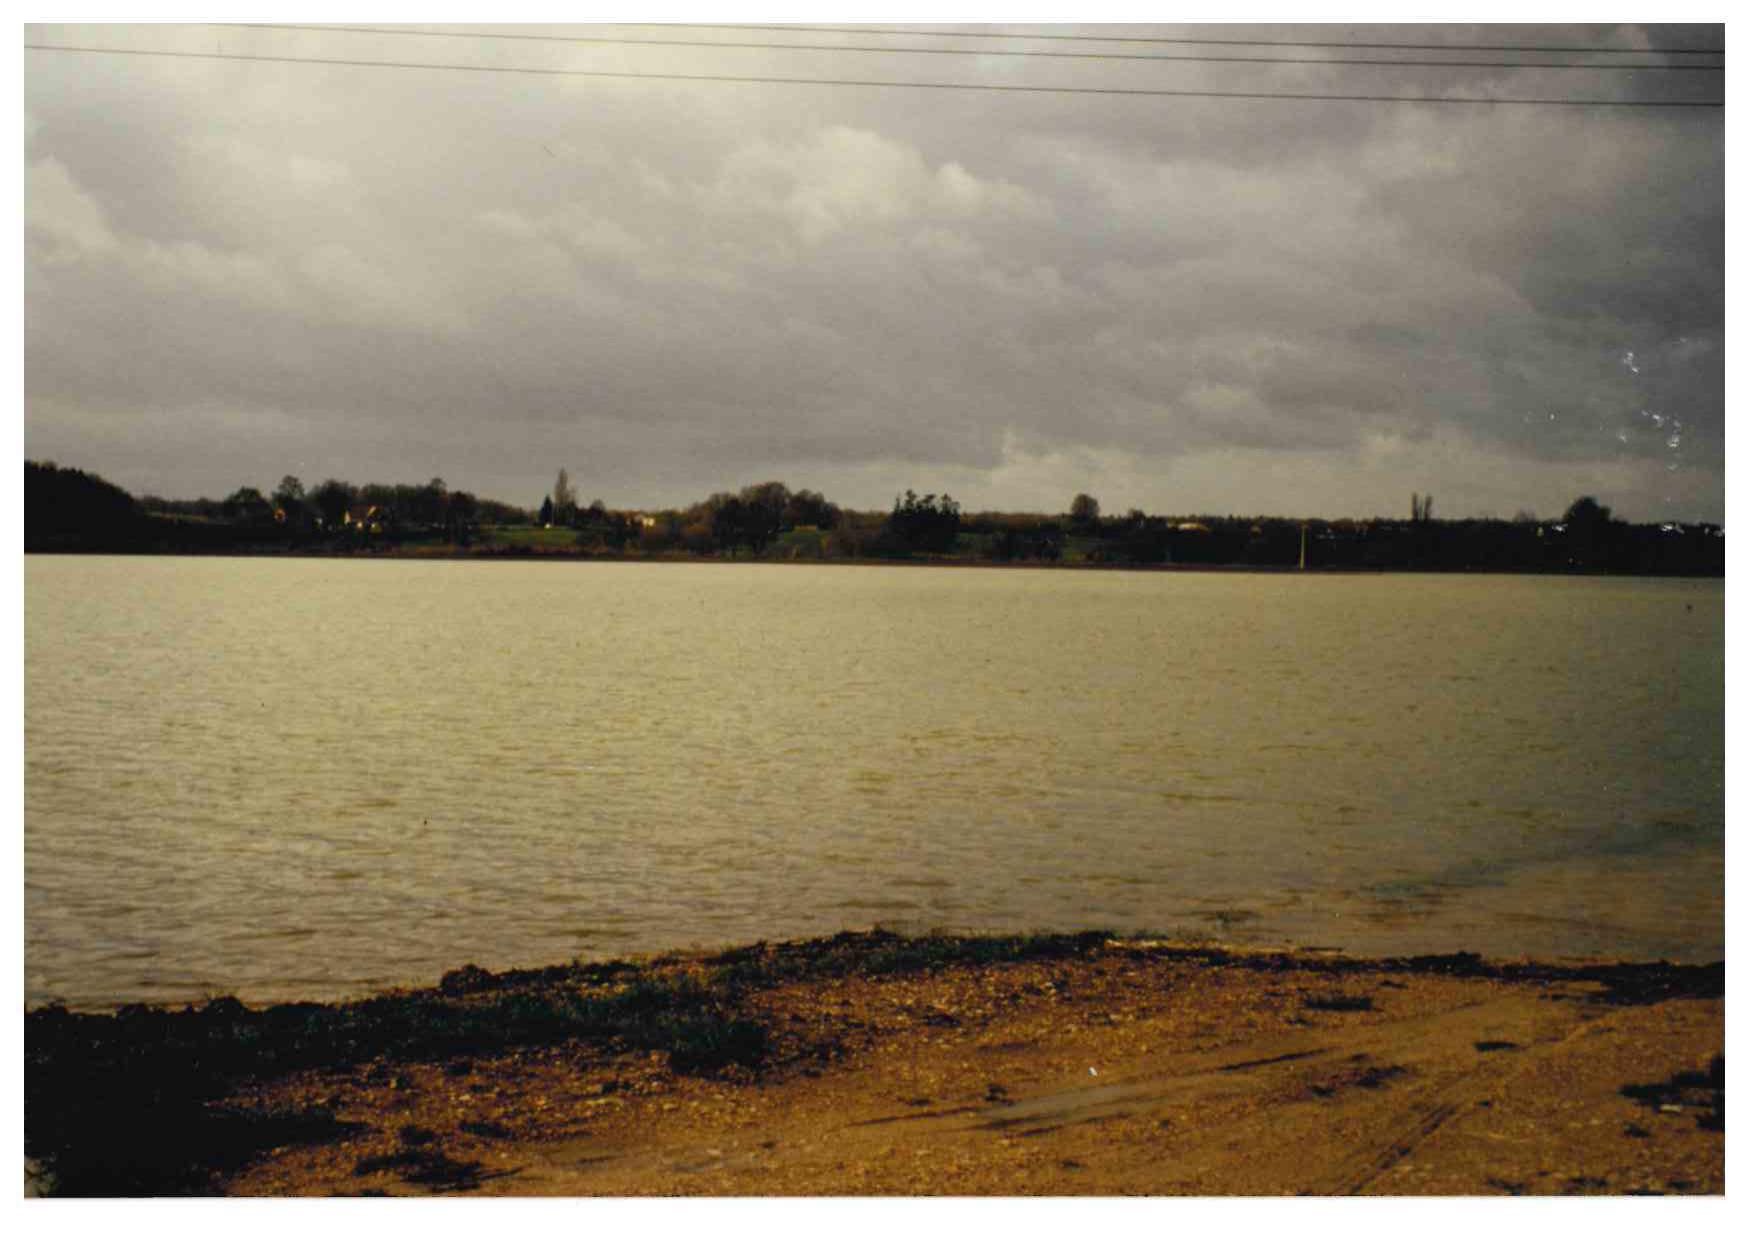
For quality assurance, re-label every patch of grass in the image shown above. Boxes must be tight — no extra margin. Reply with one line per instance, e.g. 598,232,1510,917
707,929,1113,992
477,526,584,551
663,1015,769,1075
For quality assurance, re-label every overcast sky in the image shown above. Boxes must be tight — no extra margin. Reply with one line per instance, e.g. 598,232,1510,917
22,16,1724,521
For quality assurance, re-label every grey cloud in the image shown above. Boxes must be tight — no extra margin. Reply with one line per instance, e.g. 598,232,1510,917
23,22,1723,520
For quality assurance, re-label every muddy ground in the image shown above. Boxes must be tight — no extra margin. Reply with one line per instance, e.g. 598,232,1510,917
28,933,1723,1196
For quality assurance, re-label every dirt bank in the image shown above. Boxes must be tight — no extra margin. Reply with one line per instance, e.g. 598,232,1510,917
27,932,1723,1196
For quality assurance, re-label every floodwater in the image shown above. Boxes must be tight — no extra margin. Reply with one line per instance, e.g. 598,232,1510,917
24,557,1724,1008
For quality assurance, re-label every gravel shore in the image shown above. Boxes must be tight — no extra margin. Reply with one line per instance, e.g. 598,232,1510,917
27,932,1723,1196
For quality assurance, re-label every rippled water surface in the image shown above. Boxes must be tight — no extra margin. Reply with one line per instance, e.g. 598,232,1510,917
25,557,1723,1007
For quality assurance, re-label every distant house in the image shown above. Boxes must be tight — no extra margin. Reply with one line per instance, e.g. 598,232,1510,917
344,504,388,534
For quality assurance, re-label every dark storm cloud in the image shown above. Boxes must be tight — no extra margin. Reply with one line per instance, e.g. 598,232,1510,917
24,20,1723,520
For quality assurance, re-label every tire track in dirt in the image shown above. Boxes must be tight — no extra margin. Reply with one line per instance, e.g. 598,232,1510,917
514,992,1590,1193
1307,999,1642,1193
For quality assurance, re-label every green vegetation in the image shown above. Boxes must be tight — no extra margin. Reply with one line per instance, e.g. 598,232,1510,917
479,525,590,552
24,461,1725,575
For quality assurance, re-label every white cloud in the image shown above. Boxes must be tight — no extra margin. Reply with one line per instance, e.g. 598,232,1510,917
25,158,118,260
712,125,1043,244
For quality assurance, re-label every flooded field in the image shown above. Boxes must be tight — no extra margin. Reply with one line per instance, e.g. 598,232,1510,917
24,557,1724,1007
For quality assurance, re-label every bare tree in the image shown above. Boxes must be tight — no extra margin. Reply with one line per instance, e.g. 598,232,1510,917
552,468,578,524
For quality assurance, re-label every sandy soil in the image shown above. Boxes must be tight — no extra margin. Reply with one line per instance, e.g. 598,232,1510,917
218,943,1723,1196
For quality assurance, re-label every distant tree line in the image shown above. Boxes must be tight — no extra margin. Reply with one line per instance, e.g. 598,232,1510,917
635,480,844,558
25,461,150,551
24,461,1722,576
881,490,962,555
1001,493,1722,575
128,473,501,550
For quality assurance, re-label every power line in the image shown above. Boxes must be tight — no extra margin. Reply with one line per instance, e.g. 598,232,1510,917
24,42,1724,108
215,23,1724,73
605,21,1727,57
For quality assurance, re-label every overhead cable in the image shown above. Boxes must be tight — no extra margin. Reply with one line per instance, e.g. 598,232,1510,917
24,42,1725,108
214,23,1724,72
603,21,1727,57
